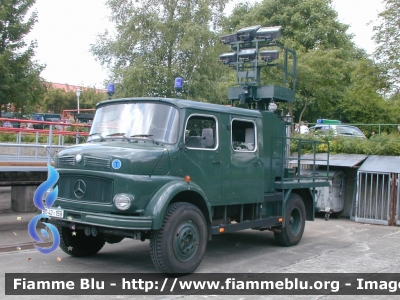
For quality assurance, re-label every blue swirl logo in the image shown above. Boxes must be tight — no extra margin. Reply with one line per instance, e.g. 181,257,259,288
28,164,60,254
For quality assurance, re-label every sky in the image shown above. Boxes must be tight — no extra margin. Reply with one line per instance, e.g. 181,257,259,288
26,0,385,89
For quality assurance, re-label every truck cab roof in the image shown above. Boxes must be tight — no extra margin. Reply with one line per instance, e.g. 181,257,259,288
96,97,262,118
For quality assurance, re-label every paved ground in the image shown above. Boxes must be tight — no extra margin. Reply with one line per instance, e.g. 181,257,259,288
1,186,400,299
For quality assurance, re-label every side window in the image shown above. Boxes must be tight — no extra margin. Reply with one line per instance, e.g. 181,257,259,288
232,119,256,152
185,115,217,149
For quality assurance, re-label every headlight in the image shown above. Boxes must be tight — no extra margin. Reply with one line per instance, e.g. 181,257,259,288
113,194,132,210
42,188,53,207
75,154,82,163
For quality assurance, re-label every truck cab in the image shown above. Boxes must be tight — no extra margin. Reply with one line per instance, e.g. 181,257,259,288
49,97,329,274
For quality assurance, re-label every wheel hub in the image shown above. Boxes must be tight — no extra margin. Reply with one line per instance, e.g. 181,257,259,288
174,221,199,261
289,208,301,235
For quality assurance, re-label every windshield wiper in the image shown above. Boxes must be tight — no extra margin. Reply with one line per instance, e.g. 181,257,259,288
130,134,159,145
88,132,105,142
106,132,129,139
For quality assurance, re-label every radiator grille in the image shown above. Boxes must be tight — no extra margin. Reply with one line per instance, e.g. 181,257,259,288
58,175,113,203
58,155,75,166
84,156,111,168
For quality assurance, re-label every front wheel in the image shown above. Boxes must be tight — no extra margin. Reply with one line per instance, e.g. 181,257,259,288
150,202,207,274
274,193,306,247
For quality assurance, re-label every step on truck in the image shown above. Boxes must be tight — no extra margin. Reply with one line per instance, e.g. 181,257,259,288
45,25,330,274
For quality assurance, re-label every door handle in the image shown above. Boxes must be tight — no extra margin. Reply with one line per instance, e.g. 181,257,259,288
212,160,221,164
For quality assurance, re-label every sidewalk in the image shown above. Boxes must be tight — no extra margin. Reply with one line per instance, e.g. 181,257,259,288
0,187,44,252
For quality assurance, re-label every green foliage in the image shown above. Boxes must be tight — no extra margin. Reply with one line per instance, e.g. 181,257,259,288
0,130,87,144
221,0,365,123
42,87,76,113
293,48,353,123
372,0,400,93
339,59,392,124
64,125,90,133
227,0,352,51
0,133,17,142
92,0,230,103
0,132,59,143
0,0,45,113
80,88,107,108
291,132,400,156
41,86,104,113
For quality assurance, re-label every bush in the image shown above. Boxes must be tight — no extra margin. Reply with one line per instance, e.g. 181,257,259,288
291,132,400,156
0,133,17,142
0,131,85,144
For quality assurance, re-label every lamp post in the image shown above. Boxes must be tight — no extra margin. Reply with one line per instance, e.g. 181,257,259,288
76,89,81,113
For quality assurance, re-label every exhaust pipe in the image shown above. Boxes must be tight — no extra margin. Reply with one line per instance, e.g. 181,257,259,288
84,226,98,237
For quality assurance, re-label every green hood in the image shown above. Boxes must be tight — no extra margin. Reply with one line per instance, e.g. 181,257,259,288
56,142,170,176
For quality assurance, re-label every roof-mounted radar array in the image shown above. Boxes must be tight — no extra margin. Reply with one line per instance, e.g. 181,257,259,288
218,25,297,109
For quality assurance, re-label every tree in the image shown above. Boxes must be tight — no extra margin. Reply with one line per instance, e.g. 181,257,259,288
339,59,393,124
224,0,352,51
0,0,45,115
294,49,353,123
41,86,106,114
79,87,107,109
222,0,360,123
91,0,229,102
372,0,400,93
41,88,76,114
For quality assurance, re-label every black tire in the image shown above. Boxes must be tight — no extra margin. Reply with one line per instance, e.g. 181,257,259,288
150,202,207,274
104,234,124,244
58,226,105,257
274,193,306,247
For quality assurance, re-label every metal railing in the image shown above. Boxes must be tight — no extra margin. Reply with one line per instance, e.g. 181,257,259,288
275,136,330,182
354,171,394,225
0,143,66,164
0,118,90,164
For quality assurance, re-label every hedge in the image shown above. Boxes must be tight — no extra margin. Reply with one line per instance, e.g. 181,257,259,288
290,132,400,156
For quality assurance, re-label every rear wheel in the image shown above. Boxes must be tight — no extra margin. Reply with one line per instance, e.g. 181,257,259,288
58,226,105,256
274,193,306,247
150,202,207,274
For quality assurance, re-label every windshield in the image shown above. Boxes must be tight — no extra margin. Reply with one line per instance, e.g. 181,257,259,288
89,102,179,144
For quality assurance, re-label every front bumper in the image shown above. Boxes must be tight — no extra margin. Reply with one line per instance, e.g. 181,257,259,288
45,208,153,231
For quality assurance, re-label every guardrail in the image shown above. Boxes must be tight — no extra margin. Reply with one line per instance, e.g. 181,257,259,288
0,118,91,164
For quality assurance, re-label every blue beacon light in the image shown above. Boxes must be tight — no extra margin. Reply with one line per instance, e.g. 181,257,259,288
107,83,115,99
174,77,184,93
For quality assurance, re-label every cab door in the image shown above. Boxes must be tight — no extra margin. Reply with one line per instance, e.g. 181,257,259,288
180,113,222,205
227,118,263,204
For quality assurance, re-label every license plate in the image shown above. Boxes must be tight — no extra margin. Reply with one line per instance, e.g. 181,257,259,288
42,208,64,218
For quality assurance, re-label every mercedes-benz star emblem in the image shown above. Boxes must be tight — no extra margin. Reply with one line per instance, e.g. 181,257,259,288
73,179,86,198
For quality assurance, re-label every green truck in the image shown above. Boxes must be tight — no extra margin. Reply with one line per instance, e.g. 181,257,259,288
46,25,330,274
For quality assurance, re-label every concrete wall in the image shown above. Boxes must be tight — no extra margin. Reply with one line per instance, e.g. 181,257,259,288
11,185,39,213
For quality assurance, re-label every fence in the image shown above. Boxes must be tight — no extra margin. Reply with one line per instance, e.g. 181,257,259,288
0,118,90,164
355,172,392,225
352,156,400,226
